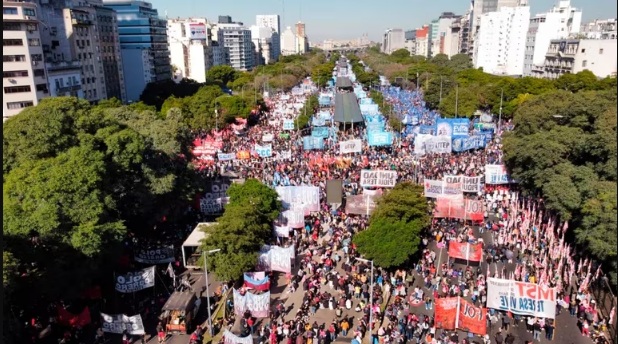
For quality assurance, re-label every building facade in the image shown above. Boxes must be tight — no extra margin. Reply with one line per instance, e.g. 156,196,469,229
429,12,460,58
381,28,405,54
280,26,296,56
415,25,430,58
94,5,126,101
215,23,254,71
580,18,616,39
255,14,281,60
3,0,49,120
102,0,171,102
475,5,530,76
542,38,617,79
250,25,279,65
523,0,582,77
167,18,214,83
469,0,521,60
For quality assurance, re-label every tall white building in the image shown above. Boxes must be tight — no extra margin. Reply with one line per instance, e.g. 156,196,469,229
523,0,582,77
280,26,297,56
580,18,617,39
429,13,460,57
250,25,279,65
469,0,521,60
382,28,405,54
214,23,254,71
167,18,214,83
475,4,530,76
255,14,280,60
3,0,49,120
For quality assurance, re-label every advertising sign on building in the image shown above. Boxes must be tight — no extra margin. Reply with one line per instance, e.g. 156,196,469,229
189,23,207,39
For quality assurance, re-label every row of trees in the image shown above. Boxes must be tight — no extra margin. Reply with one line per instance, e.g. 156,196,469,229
502,90,617,285
354,183,430,268
199,179,281,281
360,47,616,118
347,54,380,88
3,97,197,303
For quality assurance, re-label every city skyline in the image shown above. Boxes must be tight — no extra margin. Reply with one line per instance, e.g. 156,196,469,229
149,0,617,42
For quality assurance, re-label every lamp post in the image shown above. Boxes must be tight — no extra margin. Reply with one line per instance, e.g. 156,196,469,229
203,248,222,336
214,103,219,132
356,257,374,342
498,88,504,133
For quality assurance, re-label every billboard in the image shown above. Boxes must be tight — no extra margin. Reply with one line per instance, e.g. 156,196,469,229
189,23,207,39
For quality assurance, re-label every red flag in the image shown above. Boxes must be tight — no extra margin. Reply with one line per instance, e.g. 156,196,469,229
434,298,458,330
57,306,91,328
458,299,487,335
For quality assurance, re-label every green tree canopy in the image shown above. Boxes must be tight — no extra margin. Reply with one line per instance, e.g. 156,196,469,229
354,182,430,268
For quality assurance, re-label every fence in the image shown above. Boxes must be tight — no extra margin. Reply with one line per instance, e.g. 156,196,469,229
590,276,616,343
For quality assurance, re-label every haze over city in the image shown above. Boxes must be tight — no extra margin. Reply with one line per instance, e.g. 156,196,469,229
150,0,617,41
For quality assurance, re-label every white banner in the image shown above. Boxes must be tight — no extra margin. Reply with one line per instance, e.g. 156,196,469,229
414,135,452,154
339,139,362,154
276,186,320,214
485,164,514,184
101,313,145,335
115,266,155,293
360,170,397,188
134,245,175,264
423,179,464,199
443,175,483,193
262,134,274,142
486,278,557,319
224,330,254,344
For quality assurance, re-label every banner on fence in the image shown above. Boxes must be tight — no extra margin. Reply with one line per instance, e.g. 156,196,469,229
312,126,330,138
360,170,397,188
243,272,270,291
448,242,483,262
452,135,486,152
115,266,155,293
485,164,515,184
217,153,235,161
283,119,295,130
303,136,324,150
434,197,484,222
434,297,458,330
458,299,487,335
233,289,271,318
436,118,470,137
367,131,393,146
101,313,145,335
486,278,557,318
423,179,463,198
200,179,231,214
339,139,362,154
134,245,175,264
255,144,273,158
443,175,483,193
224,330,254,344
276,186,320,214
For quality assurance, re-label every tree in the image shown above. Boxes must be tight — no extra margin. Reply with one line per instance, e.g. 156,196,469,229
206,65,239,86
311,63,335,88
354,182,430,268
140,79,204,110
448,54,473,73
200,179,281,281
554,70,601,92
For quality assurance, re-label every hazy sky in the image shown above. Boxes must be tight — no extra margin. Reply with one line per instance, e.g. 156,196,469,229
149,0,617,42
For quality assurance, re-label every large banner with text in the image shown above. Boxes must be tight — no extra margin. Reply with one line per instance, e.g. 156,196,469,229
276,186,320,214
115,266,155,293
233,289,270,318
339,139,362,154
200,179,231,214
434,197,484,222
101,313,145,335
448,242,483,262
423,179,463,198
134,245,175,264
360,170,397,188
433,297,487,335
436,118,470,137
443,175,483,193
486,278,556,318
484,164,515,184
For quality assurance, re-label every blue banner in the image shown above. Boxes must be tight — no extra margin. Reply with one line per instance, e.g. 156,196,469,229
312,126,330,138
303,136,325,150
317,111,331,120
436,118,470,137
452,135,487,152
282,119,295,130
366,121,386,132
312,117,326,126
217,153,235,161
255,144,272,158
419,124,436,135
360,98,373,105
367,131,393,146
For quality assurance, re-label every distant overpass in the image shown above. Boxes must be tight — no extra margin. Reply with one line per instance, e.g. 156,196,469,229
320,45,370,54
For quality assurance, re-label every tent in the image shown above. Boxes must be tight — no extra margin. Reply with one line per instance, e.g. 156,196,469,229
335,77,353,89
333,93,364,123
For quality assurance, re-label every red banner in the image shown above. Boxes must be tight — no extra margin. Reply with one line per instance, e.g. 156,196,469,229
458,299,487,335
434,297,458,330
57,306,91,328
434,197,484,222
448,242,483,262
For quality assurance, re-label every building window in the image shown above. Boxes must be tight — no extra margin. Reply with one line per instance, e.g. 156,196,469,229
582,60,587,67
599,48,604,54
26,23,37,32
33,69,45,77
3,7,18,15
31,54,43,61
23,8,35,17
28,38,40,46
581,48,585,53
6,101,34,109
36,84,48,93
4,85,32,93
3,22,21,31
3,55,26,62
3,70,29,78
3,39,23,46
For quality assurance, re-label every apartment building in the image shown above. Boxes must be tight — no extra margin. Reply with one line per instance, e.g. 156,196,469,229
580,18,616,39
415,25,430,58
255,14,281,60
523,0,582,77
280,26,296,56
429,12,460,58
475,5,530,76
94,5,125,101
3,0,49,120
469,0,521,60
167,18,215,83
250,25,279,65
103,0,171,102
382,28,405,54
214,22,254,71
542,38,617,79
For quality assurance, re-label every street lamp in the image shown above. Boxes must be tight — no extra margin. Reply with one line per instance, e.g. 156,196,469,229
498,88,504,133
356,257,374,342
214,103,219,132
203,248,222,336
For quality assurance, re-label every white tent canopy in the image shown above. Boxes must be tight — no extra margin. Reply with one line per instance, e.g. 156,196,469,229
181,222,215,268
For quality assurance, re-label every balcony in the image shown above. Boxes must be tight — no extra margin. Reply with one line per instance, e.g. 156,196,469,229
46,60,82,71
56,85,82,93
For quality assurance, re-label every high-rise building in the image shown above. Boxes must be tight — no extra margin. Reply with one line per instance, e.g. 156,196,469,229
429,12,460,57
541,38,617,79
94,5,126,102
250,26,279,65
404,30,417,56
415,25,430,58
167,18,214,83
255,14,281,60
102,0,171,102
280,26,297,56
469,0,521,60
381,28,405,54
475,4,530,76
215,23,254,71
295,21,305,37
218,15,232,24
580,18,617,39
3,0,49,120
256,14,280,34
523,0,583,77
